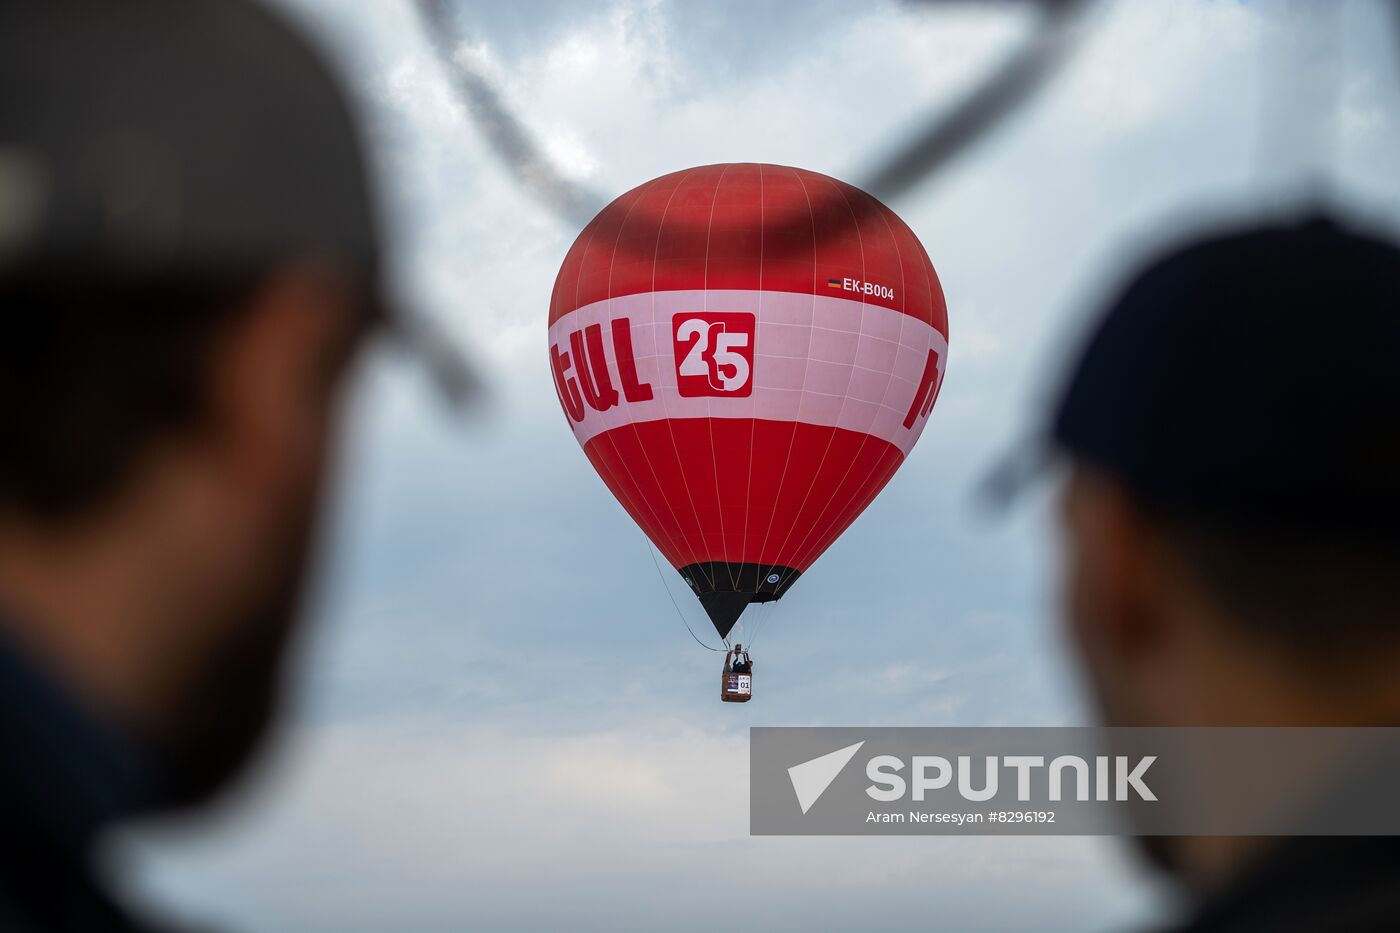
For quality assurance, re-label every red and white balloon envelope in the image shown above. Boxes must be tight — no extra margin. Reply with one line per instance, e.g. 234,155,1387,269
548,163,948,640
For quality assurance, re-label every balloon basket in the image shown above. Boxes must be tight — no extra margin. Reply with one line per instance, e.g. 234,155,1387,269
721,671,753,703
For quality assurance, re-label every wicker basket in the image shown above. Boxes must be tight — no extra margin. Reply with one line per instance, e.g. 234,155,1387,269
721,670,753,703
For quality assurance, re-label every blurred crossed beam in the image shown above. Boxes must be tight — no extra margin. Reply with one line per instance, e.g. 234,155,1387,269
414,0,611,228
864,0,1090,203
412,0,1093,229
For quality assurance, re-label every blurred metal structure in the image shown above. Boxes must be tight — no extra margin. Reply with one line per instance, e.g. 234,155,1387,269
863,0,1090,203
414,0,609,228
391,306,486,410
412,0,1092,224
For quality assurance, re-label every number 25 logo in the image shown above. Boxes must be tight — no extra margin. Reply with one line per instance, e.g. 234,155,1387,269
673,312,756,398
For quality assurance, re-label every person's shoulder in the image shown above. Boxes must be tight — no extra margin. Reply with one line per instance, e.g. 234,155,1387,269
1166,837,1400,933
0,799,157,933
0,867,163,933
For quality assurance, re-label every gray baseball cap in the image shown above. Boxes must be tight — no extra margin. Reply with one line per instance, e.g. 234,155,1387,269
0,0,475,403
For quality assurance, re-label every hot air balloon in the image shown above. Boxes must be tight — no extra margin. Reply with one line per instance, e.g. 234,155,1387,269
547,163,948,654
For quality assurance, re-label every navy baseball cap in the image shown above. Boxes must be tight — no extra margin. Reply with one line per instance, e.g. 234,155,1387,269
998,213,1400,543
0,0,475,404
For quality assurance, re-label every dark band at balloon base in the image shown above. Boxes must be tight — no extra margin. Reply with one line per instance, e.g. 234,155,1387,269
678,563,802,638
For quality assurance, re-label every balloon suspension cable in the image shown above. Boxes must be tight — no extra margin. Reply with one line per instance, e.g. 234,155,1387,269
645,540,725,652
745,600,776,652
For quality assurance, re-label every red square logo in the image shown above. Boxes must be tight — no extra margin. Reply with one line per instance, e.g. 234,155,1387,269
672,312,756,398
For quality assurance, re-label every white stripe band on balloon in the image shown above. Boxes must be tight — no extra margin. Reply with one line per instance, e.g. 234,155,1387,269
548,289,947,457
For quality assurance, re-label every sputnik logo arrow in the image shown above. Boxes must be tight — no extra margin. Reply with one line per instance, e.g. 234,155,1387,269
787,741,865,815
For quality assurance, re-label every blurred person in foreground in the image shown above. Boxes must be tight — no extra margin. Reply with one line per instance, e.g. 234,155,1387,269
1043,215,1400,931
0,0,402,928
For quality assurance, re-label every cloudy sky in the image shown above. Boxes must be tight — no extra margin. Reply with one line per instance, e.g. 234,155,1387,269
113,1,1400,930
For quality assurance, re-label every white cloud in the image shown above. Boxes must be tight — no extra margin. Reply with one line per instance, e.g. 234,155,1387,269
117,714,1163,933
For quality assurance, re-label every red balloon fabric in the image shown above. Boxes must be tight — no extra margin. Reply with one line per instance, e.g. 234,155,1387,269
548,163,948,637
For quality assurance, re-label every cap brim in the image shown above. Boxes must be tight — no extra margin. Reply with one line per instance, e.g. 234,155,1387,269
380,304,485,411
976,434,1055,512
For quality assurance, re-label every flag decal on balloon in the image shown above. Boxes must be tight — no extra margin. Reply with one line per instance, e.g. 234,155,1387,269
548,163,949,639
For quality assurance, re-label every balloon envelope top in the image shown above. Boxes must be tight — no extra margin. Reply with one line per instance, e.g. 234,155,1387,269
547,163,948,639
